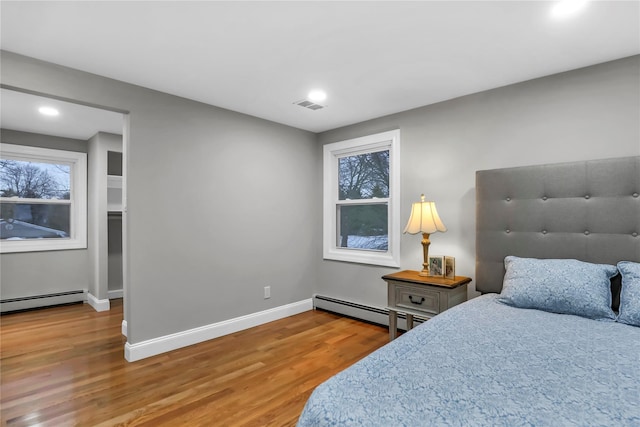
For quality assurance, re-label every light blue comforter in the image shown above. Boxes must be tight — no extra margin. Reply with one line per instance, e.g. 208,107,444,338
297,294,640,426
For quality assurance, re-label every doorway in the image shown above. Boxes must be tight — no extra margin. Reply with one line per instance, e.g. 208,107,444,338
0,88,126,314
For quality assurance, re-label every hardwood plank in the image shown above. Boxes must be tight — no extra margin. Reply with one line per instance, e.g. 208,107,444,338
0,299,388,426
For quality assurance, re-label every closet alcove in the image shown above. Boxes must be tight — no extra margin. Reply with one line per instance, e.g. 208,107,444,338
88,132,123,306
107,150,123,297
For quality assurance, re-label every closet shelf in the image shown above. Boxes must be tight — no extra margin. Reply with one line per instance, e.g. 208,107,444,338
107,175,123,188
107,175,123,212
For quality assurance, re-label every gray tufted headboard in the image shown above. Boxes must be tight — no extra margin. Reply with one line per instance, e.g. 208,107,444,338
476,156,640,299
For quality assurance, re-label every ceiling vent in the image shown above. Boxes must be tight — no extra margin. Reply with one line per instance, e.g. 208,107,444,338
294,99,326,110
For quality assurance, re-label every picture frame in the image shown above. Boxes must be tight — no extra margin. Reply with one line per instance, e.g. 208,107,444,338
428,255,444,277
444,256,456,280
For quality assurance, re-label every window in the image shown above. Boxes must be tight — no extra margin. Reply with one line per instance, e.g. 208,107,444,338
0,143,87,253
323,130,400,267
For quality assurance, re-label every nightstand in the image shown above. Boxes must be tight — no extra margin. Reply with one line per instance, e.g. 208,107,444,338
382,270,471,340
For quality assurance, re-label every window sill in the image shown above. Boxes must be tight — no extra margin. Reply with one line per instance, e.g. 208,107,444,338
323,248,400,268
0,238,87,254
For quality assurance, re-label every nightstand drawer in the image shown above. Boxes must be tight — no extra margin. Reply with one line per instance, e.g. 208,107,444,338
393,284,439,315
383,271,471,340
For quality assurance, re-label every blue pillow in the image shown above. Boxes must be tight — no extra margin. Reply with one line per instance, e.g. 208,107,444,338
617,261,640,327
498,256,617,320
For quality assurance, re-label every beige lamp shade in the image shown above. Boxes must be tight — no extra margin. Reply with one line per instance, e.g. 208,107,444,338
403,194,447,234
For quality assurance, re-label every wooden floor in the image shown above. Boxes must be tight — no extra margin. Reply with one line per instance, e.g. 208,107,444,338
0,299,389,426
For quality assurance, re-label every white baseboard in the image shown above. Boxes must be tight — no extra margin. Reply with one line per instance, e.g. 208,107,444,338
124,298,313,362
108,289,123,299
87,293,110,312
122,320,127,337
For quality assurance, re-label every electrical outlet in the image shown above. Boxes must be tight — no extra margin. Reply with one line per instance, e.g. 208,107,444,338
264,286,271,299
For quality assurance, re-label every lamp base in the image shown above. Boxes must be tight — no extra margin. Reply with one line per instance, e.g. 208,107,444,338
419,232,432,277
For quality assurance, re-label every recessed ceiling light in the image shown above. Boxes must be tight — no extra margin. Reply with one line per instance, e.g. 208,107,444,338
307,90,327,103
551,0,588,19
38,106,60,116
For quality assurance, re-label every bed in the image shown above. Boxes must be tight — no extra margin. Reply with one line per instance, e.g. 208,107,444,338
298,156,640,426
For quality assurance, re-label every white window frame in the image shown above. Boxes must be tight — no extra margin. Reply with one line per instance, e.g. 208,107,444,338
0,143,87,253
323,129,400,267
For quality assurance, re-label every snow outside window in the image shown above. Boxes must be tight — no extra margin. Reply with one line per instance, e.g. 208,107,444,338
323,130,400,267
0,143,87,253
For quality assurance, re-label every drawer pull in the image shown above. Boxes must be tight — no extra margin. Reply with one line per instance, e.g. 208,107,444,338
409,295,425,305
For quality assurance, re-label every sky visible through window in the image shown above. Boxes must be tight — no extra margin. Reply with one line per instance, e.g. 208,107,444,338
0,159,70,199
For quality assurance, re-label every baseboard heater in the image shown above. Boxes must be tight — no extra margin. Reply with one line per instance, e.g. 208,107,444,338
1,290,86,313
313,294,423,331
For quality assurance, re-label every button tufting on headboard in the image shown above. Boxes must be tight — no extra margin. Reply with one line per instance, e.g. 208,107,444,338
476,156,640,296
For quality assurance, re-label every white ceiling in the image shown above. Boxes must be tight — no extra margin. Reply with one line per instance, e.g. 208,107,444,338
1,1,639,134
0,89,123,140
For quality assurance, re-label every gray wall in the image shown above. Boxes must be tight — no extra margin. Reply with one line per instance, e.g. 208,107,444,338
0,128,90,298
317,55,640,308
1,51,319,343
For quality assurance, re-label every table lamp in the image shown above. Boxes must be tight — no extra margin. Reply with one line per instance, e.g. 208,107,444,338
403,194,447,276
